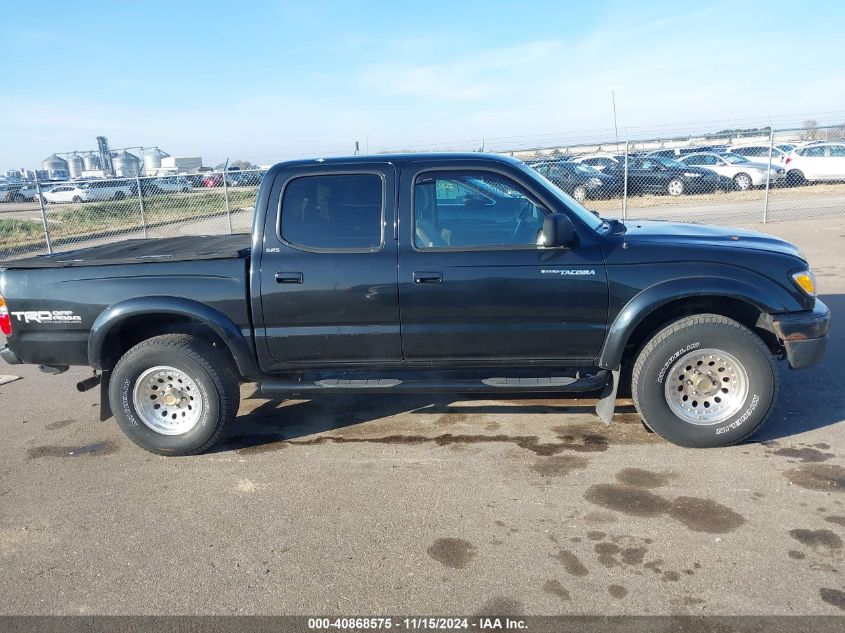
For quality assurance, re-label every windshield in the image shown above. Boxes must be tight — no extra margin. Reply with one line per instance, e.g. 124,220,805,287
653,156,686,169
721,153,749,164
571,163,601,175
519,163,604,231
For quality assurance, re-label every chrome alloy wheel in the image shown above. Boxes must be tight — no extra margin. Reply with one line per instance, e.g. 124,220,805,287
735,173,752,190
132,366,204,435
667,179,684,196
663,348,749,425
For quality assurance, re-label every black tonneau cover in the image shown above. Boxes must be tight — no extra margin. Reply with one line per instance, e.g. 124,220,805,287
1,234,251,269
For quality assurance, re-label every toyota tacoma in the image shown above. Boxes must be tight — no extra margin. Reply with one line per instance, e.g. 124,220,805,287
0,153,830,454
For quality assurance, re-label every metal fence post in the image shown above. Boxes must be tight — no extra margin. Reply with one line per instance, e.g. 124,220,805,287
762,128,774,224
136,174,148,238
622,137,629,221
222,159,233,234
34,173,53,254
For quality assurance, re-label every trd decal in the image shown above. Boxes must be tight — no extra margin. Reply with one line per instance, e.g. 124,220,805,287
11,310,82,324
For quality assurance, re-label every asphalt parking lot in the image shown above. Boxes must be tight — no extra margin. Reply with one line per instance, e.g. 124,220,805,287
0,217,843,616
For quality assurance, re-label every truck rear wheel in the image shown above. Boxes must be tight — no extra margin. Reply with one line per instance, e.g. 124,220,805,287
631,314,778,447
109,334,239,455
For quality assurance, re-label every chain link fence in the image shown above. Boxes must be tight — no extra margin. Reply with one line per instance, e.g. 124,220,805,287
520,123,845,227
0,168,264,261
2,123,844,261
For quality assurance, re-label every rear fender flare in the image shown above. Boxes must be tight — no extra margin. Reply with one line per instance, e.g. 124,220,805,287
88,296,256,378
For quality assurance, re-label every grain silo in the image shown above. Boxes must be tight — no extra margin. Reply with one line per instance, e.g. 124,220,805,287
143,148,169,173
82,152,101,171
112,151,141,177
42,154,69,179
67,153,84,179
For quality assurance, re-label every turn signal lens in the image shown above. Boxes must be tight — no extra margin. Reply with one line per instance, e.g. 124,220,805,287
0,295,11,336
791,270,817,297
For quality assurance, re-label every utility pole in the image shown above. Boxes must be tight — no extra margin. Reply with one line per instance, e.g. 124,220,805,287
612,90,620,153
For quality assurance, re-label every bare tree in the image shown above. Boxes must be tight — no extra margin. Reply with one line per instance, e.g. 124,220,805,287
801,119,819,141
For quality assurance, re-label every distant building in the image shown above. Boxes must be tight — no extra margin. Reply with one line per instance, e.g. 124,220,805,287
159,156,203,173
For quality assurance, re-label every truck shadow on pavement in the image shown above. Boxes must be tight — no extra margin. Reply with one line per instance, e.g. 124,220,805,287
218,393,639,453
217,293,841,452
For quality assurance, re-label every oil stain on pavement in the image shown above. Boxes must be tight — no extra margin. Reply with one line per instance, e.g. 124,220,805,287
427,538,477,569
583,468,745,533
783,464,845,492
788,529,843,554
26,441,119,459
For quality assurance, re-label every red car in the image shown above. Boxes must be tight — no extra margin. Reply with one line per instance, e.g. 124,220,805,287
201,174,223,187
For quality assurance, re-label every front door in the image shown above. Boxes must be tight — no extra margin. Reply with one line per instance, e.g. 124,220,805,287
258,163,401,369
398,162,608,363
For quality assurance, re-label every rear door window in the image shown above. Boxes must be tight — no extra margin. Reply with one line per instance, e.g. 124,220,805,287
279,174,383,251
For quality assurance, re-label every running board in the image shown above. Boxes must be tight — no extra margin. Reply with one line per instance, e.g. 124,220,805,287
260,370,609,396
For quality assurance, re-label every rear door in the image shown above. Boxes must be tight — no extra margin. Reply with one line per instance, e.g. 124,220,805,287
799,145,827,180
398,160,608,363
826,144,845,179
257,162,401,369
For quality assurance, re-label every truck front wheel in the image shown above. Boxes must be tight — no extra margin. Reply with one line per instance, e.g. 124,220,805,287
631,314,778,447
109,334,239,455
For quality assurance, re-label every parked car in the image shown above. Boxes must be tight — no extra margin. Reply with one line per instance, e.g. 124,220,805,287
43,180,134,204
0,183,25,203
678,152,786,190
146,176,193,194
784,142,845,185
15,184,39,201
226,170,264,187
42,184,88,204
728,145,788,166
646,145,728,159
603,156,722,196
531,160,620,201
201,174,224,187
569,154,621,173
2,153,828,455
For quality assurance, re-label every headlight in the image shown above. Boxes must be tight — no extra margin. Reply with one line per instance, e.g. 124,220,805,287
683,172,702,177
791,269,817,297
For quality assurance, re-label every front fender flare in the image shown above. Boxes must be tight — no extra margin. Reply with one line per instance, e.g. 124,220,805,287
597,276,794,370
88,296,257,378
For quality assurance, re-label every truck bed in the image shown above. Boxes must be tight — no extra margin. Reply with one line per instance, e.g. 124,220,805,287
1,234,251,269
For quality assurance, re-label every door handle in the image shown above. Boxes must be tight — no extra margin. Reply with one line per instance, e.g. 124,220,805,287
413,271,442,284
275,272,303,284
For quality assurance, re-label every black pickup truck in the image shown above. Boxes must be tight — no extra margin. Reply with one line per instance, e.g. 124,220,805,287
0,153,830,455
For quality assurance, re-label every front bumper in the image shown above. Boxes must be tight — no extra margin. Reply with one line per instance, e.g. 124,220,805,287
771,299,830,369
1,344,22,365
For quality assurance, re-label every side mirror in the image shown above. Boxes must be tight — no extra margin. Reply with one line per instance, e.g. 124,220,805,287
538,214,576,248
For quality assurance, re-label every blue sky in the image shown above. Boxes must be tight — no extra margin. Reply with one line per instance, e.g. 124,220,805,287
1,0,844,170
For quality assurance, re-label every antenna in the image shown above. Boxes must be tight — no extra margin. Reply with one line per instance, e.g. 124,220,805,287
354,141,360,155
612,91,619,153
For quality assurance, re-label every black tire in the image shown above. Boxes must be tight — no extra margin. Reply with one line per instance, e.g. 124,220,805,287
631,314,778,448
667,178,684,196
109,334,240,455
786,170,805,187
733,172,753,191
